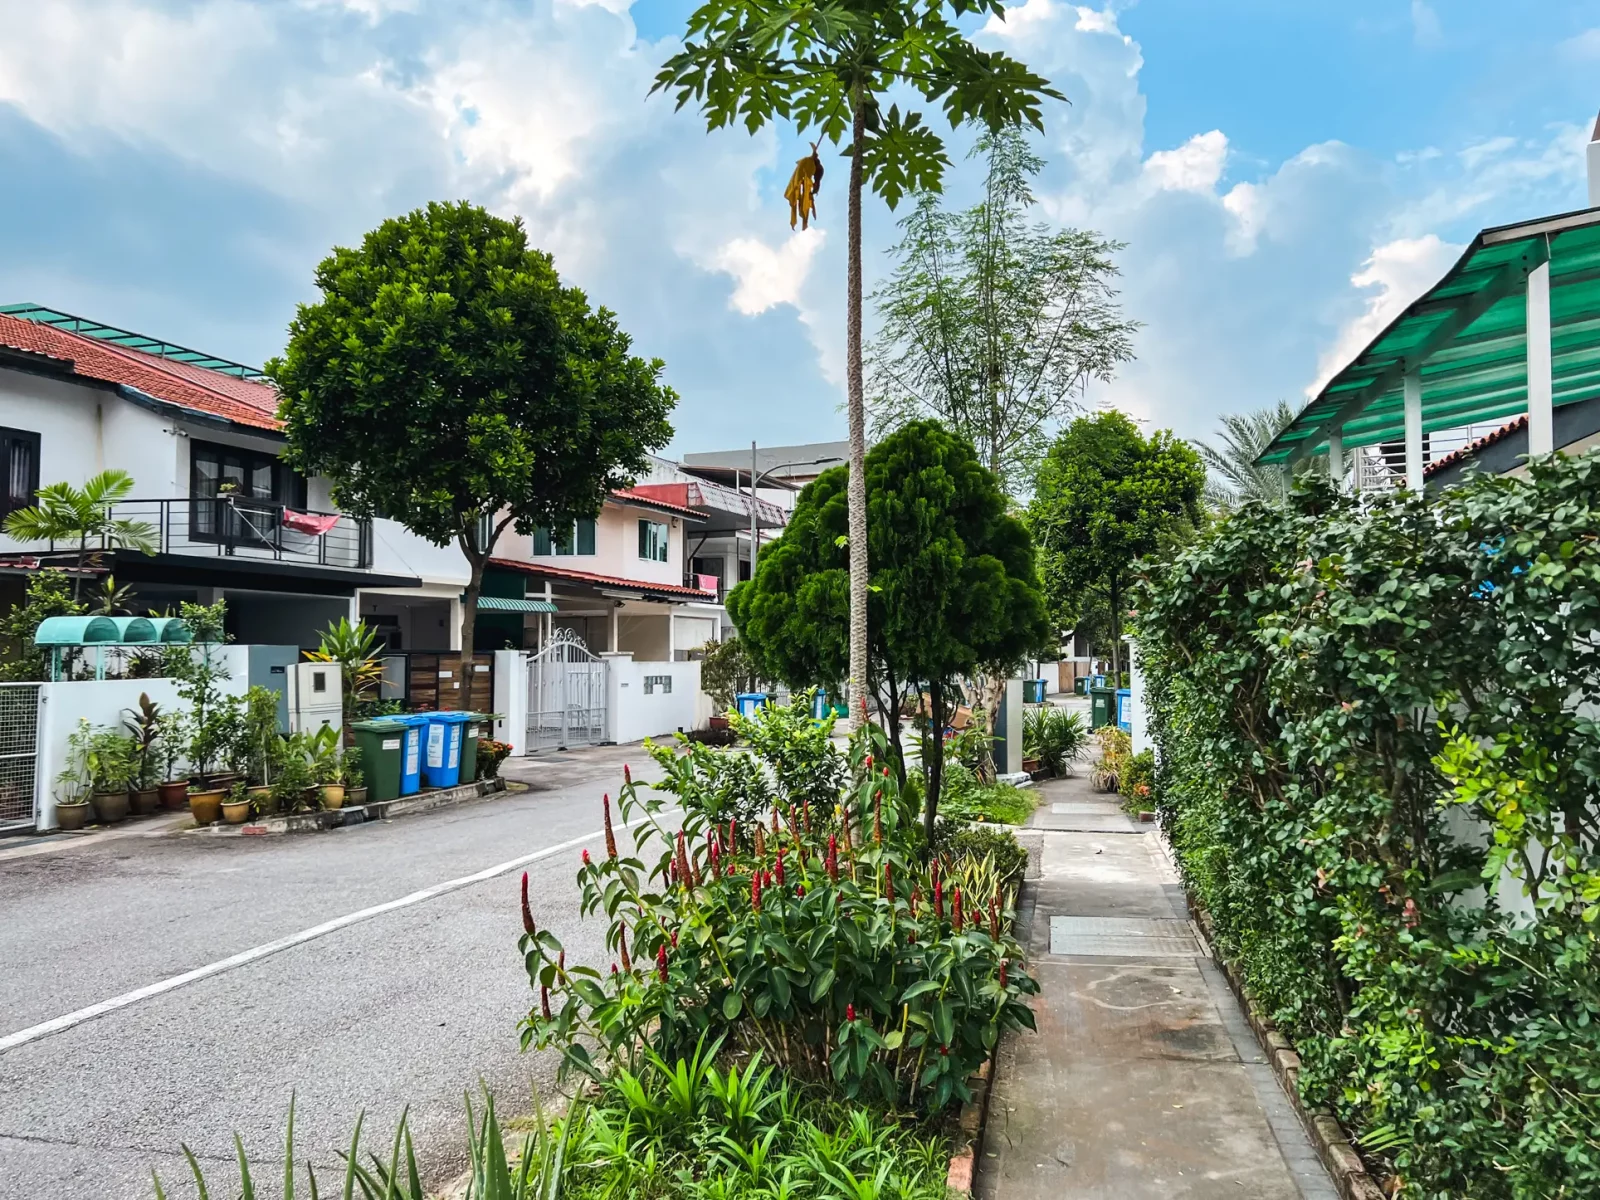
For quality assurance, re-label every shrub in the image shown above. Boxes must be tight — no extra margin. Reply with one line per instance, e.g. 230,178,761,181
1136,458,1600,1197
935,824,1028,889
1022,706,1088,775
520,719,1037,1111
477,738,512,779
938,765,1037,826
1117,749,1156,811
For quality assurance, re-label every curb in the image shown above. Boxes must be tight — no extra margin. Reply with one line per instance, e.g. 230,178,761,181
945,1057,994,1196
187,777,509,837
1186,899,1385,1200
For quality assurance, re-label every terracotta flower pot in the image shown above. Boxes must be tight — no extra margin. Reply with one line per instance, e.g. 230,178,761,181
321,784,346,810
221,799,252,825
56,800,90,831
158,780,189,811
708,715,730,731
91,790,130,824
188,788,225,827
131,788,161,816
347,787,368,807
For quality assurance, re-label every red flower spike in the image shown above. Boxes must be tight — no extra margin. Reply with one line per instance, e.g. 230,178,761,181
603,794,619,860
670,930,678,948
623,762,631,785
619,922,632,974
952,887,964,929
998,959,1008,989
520,871,535,937
676,830,691,885
796,883,806,898
710,842,722,878
611,963,618,976
846,1003,856,1022
540,986,551,1020
729,818,738,852
751,872,762,912
989,897,1000,939
557,950,565,976
802,799,811,832
933,878,944,920
771,809,780,839
754,823,766,858
582,848,591,866
657,944,668,983
873,791,883,846
865,754,873,769
939,1044,949,1057
883,863,894,904
775,847,786,886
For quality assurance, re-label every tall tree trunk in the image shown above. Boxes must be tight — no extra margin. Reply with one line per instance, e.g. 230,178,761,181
846,100,870,732
925,677,948,846
460,552,485,702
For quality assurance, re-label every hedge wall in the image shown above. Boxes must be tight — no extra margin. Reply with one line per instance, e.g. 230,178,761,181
1136,456,1600,1198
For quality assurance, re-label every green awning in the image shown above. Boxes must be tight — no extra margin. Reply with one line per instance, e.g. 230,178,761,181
1259,206,1600,466
474,596,559,613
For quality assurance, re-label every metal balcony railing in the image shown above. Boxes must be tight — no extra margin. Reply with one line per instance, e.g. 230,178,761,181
21,497,373,570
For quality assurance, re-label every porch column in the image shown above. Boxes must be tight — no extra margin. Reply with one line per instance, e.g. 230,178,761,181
610,603,620,653
1527,261,1554,457
1404,370,1424,491
667,610,676,661
1326,427,1345,490
447,595,463,651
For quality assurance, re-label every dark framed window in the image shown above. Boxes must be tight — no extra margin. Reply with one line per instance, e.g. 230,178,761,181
0,427,40,519
638,519,668,563
189,439,307,542
534,517,597,556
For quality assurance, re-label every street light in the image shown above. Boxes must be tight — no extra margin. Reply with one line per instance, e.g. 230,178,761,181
744,442,844,577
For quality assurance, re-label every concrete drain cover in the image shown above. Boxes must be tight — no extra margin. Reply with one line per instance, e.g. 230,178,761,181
1049,916,1197,957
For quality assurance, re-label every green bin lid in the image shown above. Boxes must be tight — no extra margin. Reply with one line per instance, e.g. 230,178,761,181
351,719,405,732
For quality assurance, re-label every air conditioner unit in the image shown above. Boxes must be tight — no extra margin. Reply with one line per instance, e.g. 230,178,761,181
286,661,343,734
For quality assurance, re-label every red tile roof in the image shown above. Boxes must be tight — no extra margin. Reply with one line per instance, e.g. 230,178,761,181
1423,416,1526,479
0,313,282,432
610,486,704,519
489,557,719,598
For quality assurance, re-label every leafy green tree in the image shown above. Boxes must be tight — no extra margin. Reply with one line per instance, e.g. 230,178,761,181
267,202,676,678
868,128,1138,494
729,420,1049,837
1198,399,1321,509
0,570,84,681
1028,410,1203,681
654,0,1063,728
2,469,157,599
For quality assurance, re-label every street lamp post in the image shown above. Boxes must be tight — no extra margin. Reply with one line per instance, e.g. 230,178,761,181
743,448,845,577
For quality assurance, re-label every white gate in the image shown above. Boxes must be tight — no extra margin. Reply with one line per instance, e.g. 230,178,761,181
0,683,40,831
527,631,608,751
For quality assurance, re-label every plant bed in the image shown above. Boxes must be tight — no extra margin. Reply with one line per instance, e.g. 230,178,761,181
197,777,507,836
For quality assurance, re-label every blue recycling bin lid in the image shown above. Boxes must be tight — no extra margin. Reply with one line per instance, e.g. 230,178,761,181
427,711,472,723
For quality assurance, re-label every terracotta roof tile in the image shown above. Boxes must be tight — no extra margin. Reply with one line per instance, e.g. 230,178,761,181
489,557,718,598
0,313,281,431
1423,416,1527,479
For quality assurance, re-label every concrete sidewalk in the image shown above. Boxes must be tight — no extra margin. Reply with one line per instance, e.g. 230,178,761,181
977,772,1337,1200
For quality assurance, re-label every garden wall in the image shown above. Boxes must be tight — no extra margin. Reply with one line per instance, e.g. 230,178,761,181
603,654,701,746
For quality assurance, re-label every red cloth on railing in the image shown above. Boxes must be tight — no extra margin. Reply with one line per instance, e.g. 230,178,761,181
280,509,341,536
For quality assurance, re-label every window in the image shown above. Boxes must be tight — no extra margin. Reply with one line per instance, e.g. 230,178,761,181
0,427,40,519
189,439,307,543
638,519,668,563
644,674,672,695
534,517,596,556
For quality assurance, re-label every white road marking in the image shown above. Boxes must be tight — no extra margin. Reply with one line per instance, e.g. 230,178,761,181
0,813,671,1054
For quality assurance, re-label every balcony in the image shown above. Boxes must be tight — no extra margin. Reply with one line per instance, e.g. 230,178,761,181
17,497,373,571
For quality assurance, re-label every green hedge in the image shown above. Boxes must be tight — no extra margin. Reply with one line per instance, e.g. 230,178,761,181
1136,457,1600,1198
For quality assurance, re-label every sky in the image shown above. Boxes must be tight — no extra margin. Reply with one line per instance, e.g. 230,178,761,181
0,0,1596,458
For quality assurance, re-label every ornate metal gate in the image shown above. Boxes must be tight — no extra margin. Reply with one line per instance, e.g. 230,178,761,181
0,683,41,831
527,631,608,751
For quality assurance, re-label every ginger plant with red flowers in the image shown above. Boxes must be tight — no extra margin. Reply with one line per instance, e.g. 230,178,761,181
517,714,1036,1110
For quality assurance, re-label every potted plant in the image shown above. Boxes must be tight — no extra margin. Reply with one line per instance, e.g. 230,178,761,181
154,712,190,810
310,725,346,809
53,720,94,831
221,780,252,825
167,600,242,820
270,734,315,814
122,692,162,815
86,726,138,824
241,685,280,815
345,745,367,806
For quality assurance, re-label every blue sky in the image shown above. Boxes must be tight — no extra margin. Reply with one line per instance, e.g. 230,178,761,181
0,0,1595,458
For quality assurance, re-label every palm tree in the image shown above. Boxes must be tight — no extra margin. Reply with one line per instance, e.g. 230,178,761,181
1198,401,1322,509
2,469,158,598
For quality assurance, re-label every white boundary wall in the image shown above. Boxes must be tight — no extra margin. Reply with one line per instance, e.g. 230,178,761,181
603,654,701,747
493,649,529,756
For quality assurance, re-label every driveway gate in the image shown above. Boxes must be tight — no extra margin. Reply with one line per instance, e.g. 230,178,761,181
0,683,41,831
527,631,608,751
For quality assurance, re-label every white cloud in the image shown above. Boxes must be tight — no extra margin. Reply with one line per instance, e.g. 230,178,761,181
711,231,826,316
1560,28,1600,60
981,0,1058,40
1411,0,1442,48
1143,130,1228,193
1310,234,1462,395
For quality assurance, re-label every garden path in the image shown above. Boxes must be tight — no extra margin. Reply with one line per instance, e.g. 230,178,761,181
977,769,1338,1200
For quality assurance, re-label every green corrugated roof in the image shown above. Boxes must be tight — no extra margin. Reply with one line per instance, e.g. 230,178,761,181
474,596,559,613
1258,206,1600,466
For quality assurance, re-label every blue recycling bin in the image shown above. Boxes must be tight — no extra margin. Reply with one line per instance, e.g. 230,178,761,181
391,714,431,796
1116,688,1132,733
423,711,472,788
810,689,831,720
735,692,768,719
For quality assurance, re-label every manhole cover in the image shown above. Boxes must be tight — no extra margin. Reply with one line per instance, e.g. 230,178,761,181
1049,916,1196,957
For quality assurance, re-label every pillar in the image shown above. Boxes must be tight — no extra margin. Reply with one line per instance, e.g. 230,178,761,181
1404,370,1424,491
1527,261,1554,457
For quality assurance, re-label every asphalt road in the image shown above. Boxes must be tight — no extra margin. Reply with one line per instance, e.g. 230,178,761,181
0,744,664,1200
